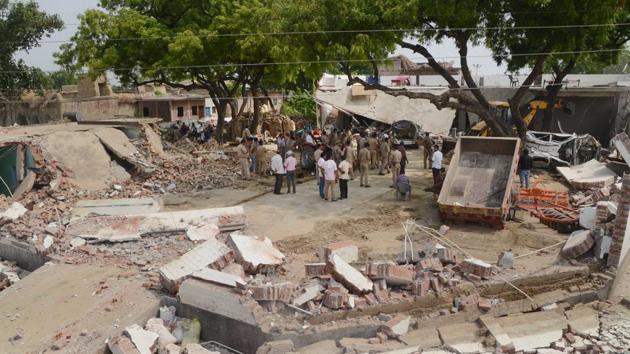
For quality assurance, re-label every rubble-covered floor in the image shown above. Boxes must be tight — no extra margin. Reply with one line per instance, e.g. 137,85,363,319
2,128,630,354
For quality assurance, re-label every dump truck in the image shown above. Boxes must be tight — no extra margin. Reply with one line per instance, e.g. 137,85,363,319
438,136,521,227
391,120,421,147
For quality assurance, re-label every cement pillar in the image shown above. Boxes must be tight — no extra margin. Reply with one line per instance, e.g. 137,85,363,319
608,174,630,268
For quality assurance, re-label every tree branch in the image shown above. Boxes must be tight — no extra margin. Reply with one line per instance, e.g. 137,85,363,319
400,41,460,88
455,33,490,109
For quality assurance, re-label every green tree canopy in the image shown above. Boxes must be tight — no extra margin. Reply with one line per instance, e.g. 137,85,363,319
0,0,63,101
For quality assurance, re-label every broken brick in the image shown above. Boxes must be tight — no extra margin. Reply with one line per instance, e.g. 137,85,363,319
305,263,330,277
320,241,359,263
460,258,493,278
366,262,415,286
250,282,294,302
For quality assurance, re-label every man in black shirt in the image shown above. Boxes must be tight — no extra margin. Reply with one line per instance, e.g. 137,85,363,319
518,149,533,189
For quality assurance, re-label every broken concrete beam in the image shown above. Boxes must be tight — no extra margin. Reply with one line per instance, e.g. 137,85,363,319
250,281,294,302
191,268,245,288
460,258,493,278
328,253,373,294
162,343,182,354
304,263,330,277
292,282,324,306
159,239,234,293
562,230,595,259
366,261,415,286
227,233,285,274
383,314,411,338
124,324,159,354
178,279,262,326
72,197,163,217
320,241,359,263
108,336,141,354
144,318,177,348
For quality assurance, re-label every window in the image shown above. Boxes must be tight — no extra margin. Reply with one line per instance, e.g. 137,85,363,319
211,107,217,114
143,107,150,117
199,106,204,117
192,106,198,116
177,107,184,117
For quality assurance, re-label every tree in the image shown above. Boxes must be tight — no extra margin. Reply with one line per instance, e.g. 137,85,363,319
486,0,628,132
45,70,79,90
56,0,311,139
0,0,63,123
281,90,317,123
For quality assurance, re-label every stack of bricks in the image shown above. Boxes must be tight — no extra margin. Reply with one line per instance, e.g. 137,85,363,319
323,289,348,309
608,174,630,268
305,263,330,278
460,259,493,279
417,258,444,272
366,262,415,286
411,272,431,296
373,279,390,302
250,281,294,302
596,201,612,229
437,248,455,265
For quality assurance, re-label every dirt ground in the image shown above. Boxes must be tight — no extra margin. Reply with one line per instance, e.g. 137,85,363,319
169,148,571,281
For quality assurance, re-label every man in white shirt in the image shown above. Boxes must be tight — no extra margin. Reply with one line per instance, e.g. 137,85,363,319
271,150,286,195
317,149,326,199
431,145,443,185
323,156,339,202
338,157,353,199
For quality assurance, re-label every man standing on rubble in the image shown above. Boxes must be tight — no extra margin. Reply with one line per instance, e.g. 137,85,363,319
518,148,533,189
390,144,403,188
238,138,251,180
359,142,371,188
271,149,286,194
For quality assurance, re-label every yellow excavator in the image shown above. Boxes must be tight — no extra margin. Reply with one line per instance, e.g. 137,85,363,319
470,100,572,136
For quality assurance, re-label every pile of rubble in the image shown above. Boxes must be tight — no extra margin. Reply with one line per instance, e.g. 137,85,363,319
0,259,24,292
108,306,216,354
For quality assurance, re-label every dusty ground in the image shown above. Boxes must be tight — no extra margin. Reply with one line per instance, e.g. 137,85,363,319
168,149,571,280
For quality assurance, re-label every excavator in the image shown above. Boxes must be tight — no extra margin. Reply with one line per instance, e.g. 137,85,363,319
470,99,573,136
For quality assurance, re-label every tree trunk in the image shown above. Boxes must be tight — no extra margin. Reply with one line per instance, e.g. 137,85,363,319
508,47,549,141
214,98,226,143
543,57,577,131
250,84,261,134
455,34,490,110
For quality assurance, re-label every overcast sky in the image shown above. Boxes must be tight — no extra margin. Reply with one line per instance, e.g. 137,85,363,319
16,0,507,75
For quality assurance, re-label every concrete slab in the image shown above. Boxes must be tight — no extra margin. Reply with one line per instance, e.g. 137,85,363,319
293,282,324,306
328,253,373,294
295,340,342,354
227,233,285,273
479,315,513,349
495,311,567,351
399,326,442,349
612,132,630,164
557,160,618,190
438,322,484,354
108,336,141,354
191,268,244,288
159,239,233,292
186,224,221,242
562,230,595,259
178,279,259,326
0,263,160,354
320,241,359,263
338,337,407,353
73,197,163,217
565,305,600,337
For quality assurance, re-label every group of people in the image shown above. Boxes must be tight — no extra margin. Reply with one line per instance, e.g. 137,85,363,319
167,121,214,143
237,136,268,180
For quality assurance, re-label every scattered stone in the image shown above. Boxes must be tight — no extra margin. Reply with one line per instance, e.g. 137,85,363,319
438,225,450,235
366,261,415,286
383,314,411,338
124,324,159,354
293,282,324,307
497,251,514,269
108,335,141,354
0,202,27,223
70,237,86,249
184,343,217,354
256,339,295,354
145,318,177,347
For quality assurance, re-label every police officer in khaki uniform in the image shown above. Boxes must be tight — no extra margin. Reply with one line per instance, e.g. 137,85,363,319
238,138,251,180
379,135,391,175
389,145,403,188
358,142,371,187
367,133,378,170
